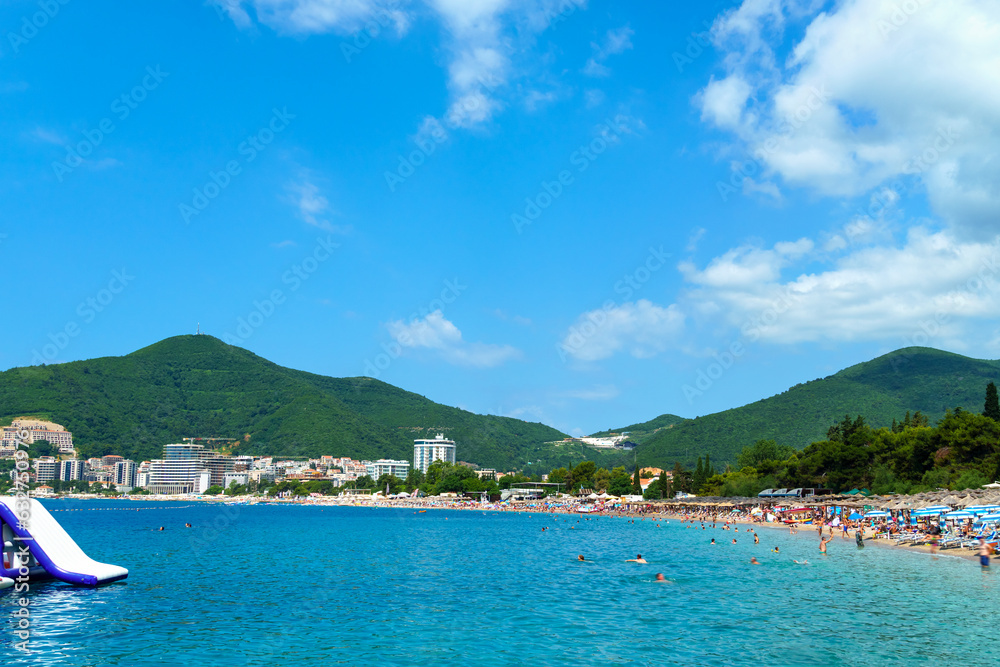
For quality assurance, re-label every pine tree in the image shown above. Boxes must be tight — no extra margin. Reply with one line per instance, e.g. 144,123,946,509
694,457,704,489
658,470,669,499
984,382,1000,422
632,466,641,494
705,454,714,478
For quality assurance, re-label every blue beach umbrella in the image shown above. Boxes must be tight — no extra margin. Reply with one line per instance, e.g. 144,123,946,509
848,512,862,520
864,510,889,518
944,511,975,520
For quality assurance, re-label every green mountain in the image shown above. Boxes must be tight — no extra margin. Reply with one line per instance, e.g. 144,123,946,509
636,347,1000,469
588,413,686,443
0,335,573,470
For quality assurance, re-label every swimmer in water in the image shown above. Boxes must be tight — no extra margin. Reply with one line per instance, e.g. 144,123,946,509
578,555,586,561
793,559,809,565
750,557,760,565
820,536,833,554
655,573,666,581
771,546,780,554
626,554,647,564
710,538,715,544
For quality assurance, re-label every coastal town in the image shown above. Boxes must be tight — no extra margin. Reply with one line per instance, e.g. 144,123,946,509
2,417,677,499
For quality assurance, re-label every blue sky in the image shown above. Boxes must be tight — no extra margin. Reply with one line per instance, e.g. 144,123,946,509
3,0,1000,437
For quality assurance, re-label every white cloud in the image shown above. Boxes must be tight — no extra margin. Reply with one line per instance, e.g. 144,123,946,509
287,178,351,233
32,127,64,145
220,0,406,34
584,89,605,108
562,384,620,401
387,310,521,367
582,58,610,78
582,24,633,77
559,299,685,361
222,0,593,130
698,76,752,129
682,229,1000,347
697,0,1000,237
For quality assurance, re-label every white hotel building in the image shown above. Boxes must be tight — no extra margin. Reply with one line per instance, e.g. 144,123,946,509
366,459,410,480
413,434,456,474
1,419,75,455
146,443,212,494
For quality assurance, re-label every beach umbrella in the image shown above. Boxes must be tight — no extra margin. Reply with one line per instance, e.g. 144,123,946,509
864,510,889,518
943,510,975,520
848,512,862,520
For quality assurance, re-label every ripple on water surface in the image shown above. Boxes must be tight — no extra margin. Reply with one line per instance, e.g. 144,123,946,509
2,501,999,666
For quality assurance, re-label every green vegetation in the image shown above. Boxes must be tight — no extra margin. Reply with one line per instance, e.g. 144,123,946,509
0,335,572,469
637,347,1000,468
588,413,686,444
700,400,1000,496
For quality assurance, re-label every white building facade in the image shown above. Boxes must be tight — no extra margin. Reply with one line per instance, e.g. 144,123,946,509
413,434,456,474
366,459,410,480
59,459,86,481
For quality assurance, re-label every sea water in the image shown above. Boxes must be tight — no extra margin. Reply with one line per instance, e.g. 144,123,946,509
2,500,999,665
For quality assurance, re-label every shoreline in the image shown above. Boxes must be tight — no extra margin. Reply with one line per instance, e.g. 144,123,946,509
41,492,991,563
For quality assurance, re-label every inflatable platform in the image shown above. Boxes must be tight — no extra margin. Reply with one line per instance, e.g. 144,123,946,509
0,497,128,586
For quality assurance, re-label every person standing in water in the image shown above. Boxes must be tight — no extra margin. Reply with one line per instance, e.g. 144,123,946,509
820,536,833,554
978,538,993,568
855,526,864,548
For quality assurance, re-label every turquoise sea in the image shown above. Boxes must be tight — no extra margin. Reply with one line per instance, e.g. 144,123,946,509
3,500,999,665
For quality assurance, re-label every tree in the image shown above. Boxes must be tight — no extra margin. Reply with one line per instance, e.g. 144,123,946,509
609,467,633,496
737,440,796,470
28,439,55,458
404,468,425,491
658,470,669,499
204,485,224,495
694,457,705,490
985,382,1000,422
632,466,641,494
593,468,611,492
